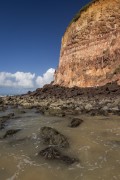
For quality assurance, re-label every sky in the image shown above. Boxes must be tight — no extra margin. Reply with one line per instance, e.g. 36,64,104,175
0,0,91,95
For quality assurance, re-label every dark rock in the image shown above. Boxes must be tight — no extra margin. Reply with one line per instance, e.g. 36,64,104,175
99,109,109,116
89,110,97,116
89,109,108,116
29,82,120,100
0,113,15,130
39,147,79,165
60,155,79,165
69,118,83,128
113,110,120,116
40,127,69,148
3,129,21,138
0,120,6,130
0,113,14,120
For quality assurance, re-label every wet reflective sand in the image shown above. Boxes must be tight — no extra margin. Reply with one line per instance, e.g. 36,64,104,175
0,108,120,180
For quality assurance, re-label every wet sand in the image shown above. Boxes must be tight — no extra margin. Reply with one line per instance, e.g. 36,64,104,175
0,107,120,180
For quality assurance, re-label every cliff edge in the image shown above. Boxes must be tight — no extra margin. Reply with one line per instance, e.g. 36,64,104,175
54,0,120,87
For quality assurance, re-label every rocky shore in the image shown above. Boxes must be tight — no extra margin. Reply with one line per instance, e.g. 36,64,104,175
1,81,120,117
0,81,120,169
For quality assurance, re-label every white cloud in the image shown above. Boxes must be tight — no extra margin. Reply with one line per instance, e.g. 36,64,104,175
0,72,35,88
0,68,55,90
13,72,35,88
36,68,55,87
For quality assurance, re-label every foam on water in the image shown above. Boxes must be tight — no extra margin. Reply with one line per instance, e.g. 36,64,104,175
0,108,120,180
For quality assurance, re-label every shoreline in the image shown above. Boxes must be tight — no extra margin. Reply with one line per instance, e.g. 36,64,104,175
1,81,120,117
0,83,120,180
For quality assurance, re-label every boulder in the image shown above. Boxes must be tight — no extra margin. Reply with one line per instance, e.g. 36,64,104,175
39,147,79,165
69,118,83,128
3,129,21,138
40,126,69,148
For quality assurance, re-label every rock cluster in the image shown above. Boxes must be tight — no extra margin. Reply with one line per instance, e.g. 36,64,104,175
40,126,69,148
39,126,79,165
1,82,120,116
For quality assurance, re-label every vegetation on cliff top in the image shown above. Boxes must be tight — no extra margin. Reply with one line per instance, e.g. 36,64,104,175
65,0,99,33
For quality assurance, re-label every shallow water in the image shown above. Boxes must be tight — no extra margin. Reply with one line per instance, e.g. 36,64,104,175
0,107,120,180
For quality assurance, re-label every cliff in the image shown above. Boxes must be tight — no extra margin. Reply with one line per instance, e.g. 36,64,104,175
54,0,120,87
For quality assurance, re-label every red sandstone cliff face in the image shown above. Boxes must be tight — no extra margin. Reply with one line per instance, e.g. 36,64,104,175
54,0,120,87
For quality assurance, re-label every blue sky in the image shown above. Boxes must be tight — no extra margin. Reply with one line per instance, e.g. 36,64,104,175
0,0,91,95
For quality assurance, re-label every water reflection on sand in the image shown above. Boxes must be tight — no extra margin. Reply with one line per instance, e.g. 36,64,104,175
0,107,120,180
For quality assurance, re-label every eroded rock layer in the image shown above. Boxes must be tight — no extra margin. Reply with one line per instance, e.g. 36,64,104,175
54,0,120,87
